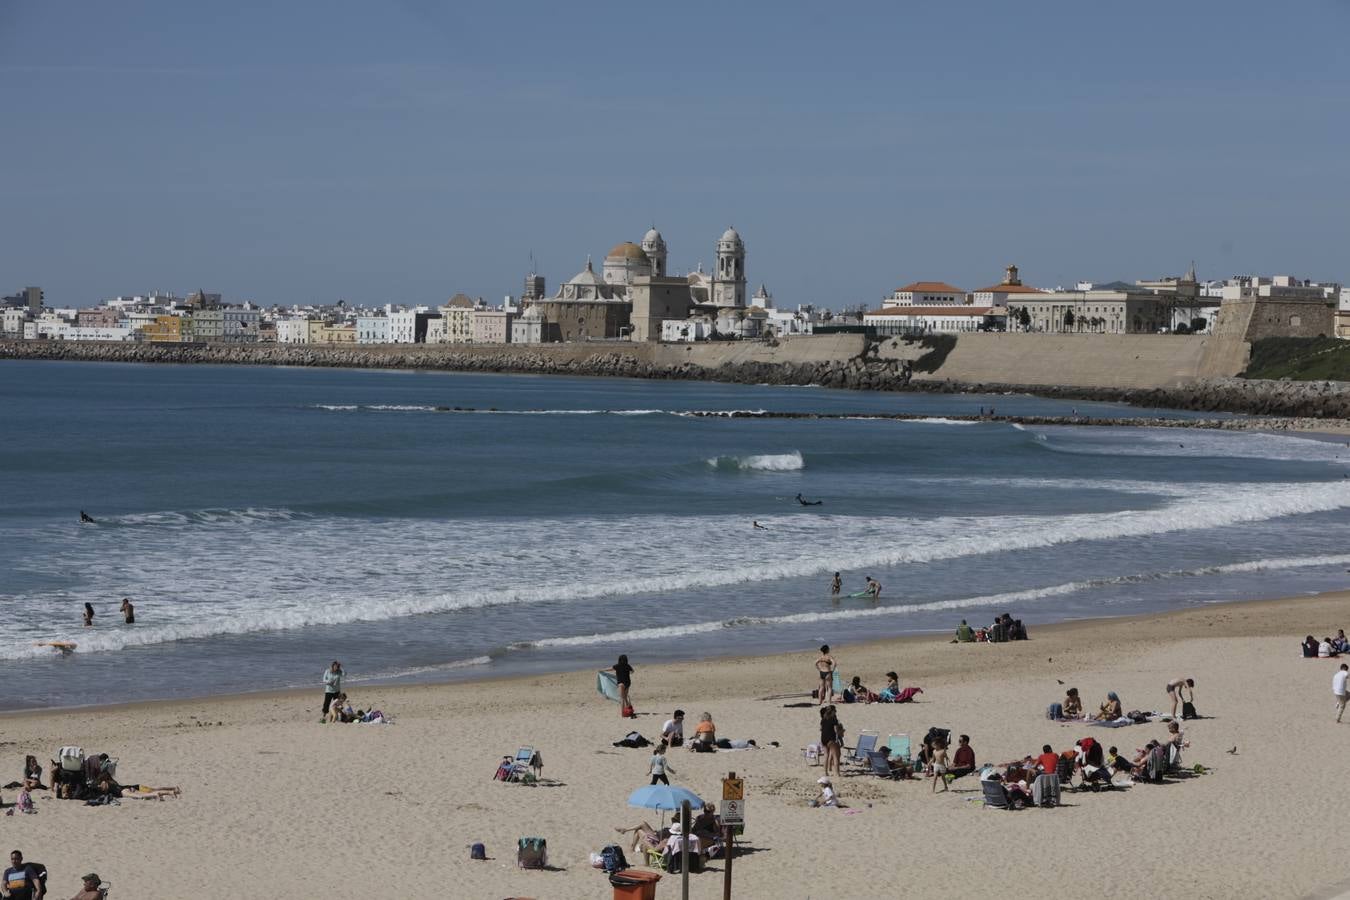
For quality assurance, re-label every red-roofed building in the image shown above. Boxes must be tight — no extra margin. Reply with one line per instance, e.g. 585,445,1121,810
972,265,1047,307
881,281,968,308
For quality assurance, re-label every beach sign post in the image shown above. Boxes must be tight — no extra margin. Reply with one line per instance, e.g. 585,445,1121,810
722,772,743,899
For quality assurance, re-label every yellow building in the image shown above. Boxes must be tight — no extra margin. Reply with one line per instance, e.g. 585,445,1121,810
311,322,356,344
141,315,191,342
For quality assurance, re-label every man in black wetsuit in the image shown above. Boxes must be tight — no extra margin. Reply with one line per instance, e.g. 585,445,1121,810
795,494,823,506
79,511,95,524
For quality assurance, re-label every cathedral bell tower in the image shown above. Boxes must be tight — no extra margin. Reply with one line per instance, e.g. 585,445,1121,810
713,226,746,308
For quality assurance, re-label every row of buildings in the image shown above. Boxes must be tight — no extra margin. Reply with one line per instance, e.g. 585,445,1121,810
862,266,1350,341
5,228,1349,345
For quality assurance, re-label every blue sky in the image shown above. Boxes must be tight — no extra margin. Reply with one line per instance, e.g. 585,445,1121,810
2,1,1348,308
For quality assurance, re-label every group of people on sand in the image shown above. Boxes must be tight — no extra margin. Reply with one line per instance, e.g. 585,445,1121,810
1304,631,1350,658
617,801,728,871
953,614,1027,643
813,646,915,704
2,750,181,812
80,600,134,627
319,661,388,724
1049,677,1195,723
4,849,109,899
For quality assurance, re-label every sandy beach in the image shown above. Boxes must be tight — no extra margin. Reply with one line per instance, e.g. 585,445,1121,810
4,589,1350,900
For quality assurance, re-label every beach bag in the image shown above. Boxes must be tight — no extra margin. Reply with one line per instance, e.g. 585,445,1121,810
517,837,547,869
1181,701,1198,720
621,704,635,718
58,746,85,772
470,842,487,860
600,843,628,875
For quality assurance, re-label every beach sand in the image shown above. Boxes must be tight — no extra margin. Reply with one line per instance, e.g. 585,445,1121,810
4,590,1350,900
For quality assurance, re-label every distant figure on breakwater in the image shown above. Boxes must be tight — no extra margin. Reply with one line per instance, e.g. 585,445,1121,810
796,493,823,506
79,510,95,524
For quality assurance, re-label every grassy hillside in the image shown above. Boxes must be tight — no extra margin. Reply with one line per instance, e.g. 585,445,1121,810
1243,337,1350,381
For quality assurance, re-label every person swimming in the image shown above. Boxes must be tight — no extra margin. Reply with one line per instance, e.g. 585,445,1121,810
795,493,823,506
753,520,768,530
79,510,95,523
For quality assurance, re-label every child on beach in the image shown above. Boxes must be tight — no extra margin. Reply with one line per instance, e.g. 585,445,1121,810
931,740,951,792
649,742,675,785
811,776,841,807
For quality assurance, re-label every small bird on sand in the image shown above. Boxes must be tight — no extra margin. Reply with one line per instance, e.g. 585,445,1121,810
1226,746,1238,755
1056,679,1065,685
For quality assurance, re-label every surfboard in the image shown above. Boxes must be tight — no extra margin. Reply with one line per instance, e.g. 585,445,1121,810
847,591,872,599
36,641,77,652
596,669,622,703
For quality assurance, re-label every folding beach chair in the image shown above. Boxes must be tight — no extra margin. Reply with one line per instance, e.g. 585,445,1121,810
843,731,879,767
981,780,1015,809
866,749,900,779
508,747,541,782
885,733,911,765
1054,754,1076,792
1032,773,1060,808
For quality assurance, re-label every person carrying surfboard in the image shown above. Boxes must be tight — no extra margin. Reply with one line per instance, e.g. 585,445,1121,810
864,576,882,599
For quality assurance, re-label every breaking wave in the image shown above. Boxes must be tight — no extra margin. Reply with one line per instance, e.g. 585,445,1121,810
707,451,805,472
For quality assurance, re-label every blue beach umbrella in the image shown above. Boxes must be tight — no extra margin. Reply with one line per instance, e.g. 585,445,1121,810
627,784,704,812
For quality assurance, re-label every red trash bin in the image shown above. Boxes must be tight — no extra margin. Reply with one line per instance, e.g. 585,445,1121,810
610,868,661,900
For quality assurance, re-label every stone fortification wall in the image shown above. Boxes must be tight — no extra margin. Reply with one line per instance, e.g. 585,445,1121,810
876,332,1248,389
1213,298,1336,342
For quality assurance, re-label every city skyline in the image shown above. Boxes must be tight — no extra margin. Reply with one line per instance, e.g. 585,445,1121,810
3,1,1349,309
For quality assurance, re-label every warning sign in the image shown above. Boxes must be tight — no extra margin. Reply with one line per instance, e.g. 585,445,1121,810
721,798,745,823
722,777,744,801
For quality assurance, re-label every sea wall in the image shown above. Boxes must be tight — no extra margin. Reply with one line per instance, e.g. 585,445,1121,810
3,336,1348,418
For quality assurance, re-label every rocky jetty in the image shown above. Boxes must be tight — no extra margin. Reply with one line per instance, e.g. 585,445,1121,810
4,340,1348,420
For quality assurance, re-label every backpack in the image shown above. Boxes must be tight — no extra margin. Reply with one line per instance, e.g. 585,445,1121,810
470,842,487,860
612,732,651,749
517,837,547,869
600,843,628,874
1181,701,1198,720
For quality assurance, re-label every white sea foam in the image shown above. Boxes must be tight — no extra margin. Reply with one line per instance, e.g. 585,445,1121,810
5,482,1347,660
512,552,1350,648
707,451,805,471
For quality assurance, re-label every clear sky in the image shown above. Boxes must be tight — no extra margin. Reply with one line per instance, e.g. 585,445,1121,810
2,1,1348,309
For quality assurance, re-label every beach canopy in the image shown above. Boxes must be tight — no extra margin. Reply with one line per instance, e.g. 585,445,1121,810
627,784,704,811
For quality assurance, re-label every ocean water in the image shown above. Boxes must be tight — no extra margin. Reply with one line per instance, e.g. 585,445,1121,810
1,359,1348,710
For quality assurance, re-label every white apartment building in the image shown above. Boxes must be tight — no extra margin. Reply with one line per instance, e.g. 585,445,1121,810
275,318,311,344
223,308,261,342
356,315,389,344
1221,275,1338,302
881,281,967,308
864,306,1002,334
439,304,474,343
52,324,136,342
2,308,29,335
662,318,714,342
425,317,445,344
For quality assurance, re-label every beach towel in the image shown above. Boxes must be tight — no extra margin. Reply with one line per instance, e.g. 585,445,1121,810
1031,773,1060,808
1088,717,1133,728
596,670,622,703
891,687,923,703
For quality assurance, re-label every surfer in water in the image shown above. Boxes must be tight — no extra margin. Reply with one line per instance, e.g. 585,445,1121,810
795,493,823,506
753,520,768,530
79,510,96,524
830,572,842,595
83,602,95,627
864,576,882,599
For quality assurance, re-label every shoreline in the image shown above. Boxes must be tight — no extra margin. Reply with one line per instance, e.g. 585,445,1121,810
7,587,1346,719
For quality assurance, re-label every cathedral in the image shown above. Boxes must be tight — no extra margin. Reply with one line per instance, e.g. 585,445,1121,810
549,226,747,309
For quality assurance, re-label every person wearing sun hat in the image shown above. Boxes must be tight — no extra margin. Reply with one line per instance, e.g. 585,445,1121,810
812,776,839,807
71,873,104,900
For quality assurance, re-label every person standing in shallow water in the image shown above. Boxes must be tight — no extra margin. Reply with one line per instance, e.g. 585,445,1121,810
120,598,135,624
83,602,94,627
830,572,841,596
